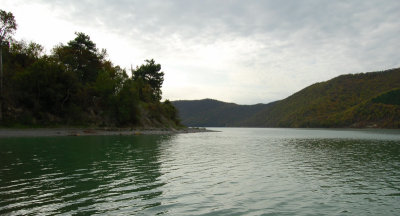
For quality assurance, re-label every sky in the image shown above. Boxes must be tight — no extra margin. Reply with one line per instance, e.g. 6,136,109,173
2,0,400,104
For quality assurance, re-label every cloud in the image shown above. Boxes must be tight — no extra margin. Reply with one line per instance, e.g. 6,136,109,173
3,0,400,104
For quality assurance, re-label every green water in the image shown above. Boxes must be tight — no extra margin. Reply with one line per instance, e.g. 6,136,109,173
0,128,400,215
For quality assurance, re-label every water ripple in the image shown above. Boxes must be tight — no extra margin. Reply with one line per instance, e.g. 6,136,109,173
1,129,400,215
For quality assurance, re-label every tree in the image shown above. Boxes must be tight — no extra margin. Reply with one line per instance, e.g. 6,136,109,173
53,32,103,83
115,79,140,125
9,40,43,68
132,59,164,101
0,9,17,120
11,40,43,59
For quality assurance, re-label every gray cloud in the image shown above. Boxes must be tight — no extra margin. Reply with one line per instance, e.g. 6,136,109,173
41,1,392,37
46,0,399,61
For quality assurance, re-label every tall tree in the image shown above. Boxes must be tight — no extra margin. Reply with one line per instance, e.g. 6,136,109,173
53,32,103,83
133,59,164,101
0,9,17,120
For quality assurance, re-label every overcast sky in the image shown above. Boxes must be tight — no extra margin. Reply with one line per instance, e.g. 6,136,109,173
3,0,400,104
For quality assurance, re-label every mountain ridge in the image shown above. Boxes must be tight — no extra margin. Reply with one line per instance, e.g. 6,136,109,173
172,99,275,127
173,68,400,128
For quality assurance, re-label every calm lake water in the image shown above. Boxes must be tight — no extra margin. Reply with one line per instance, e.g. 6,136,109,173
1,128,400,215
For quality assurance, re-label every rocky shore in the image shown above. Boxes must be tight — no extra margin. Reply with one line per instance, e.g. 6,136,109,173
0,127,216,138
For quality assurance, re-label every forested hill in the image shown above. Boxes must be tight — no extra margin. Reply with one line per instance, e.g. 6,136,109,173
0,32,180,128
172,99,273,127
174,68,400,128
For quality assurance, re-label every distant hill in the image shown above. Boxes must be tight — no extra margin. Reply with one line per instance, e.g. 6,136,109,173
172,99,273,127
174,68,400,128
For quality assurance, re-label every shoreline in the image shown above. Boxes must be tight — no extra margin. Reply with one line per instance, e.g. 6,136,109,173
0,127,216,138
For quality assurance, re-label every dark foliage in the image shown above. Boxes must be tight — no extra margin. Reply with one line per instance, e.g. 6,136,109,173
372,89,400,105
132,59,164,101
0,27,180,127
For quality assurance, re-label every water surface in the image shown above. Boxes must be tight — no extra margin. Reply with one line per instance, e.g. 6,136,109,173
1,128,400,215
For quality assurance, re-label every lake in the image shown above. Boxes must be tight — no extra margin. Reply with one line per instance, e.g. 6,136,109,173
1,128,400,215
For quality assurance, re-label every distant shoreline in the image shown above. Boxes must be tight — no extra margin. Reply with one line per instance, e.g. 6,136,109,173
0,127,216,138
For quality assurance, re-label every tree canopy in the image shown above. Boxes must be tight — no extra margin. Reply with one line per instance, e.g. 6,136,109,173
132,59,164,101
0,9,18,120
0,10,180,128
53,32,103,83
0,9,17,43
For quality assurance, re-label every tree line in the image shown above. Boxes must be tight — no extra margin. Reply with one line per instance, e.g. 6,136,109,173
0,9,180,127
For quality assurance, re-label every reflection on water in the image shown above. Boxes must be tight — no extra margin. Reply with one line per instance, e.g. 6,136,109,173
0,136,170,215
1,128,400,215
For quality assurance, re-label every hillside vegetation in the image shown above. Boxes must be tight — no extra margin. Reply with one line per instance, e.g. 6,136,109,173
172,99,273,127
175,68,400,128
